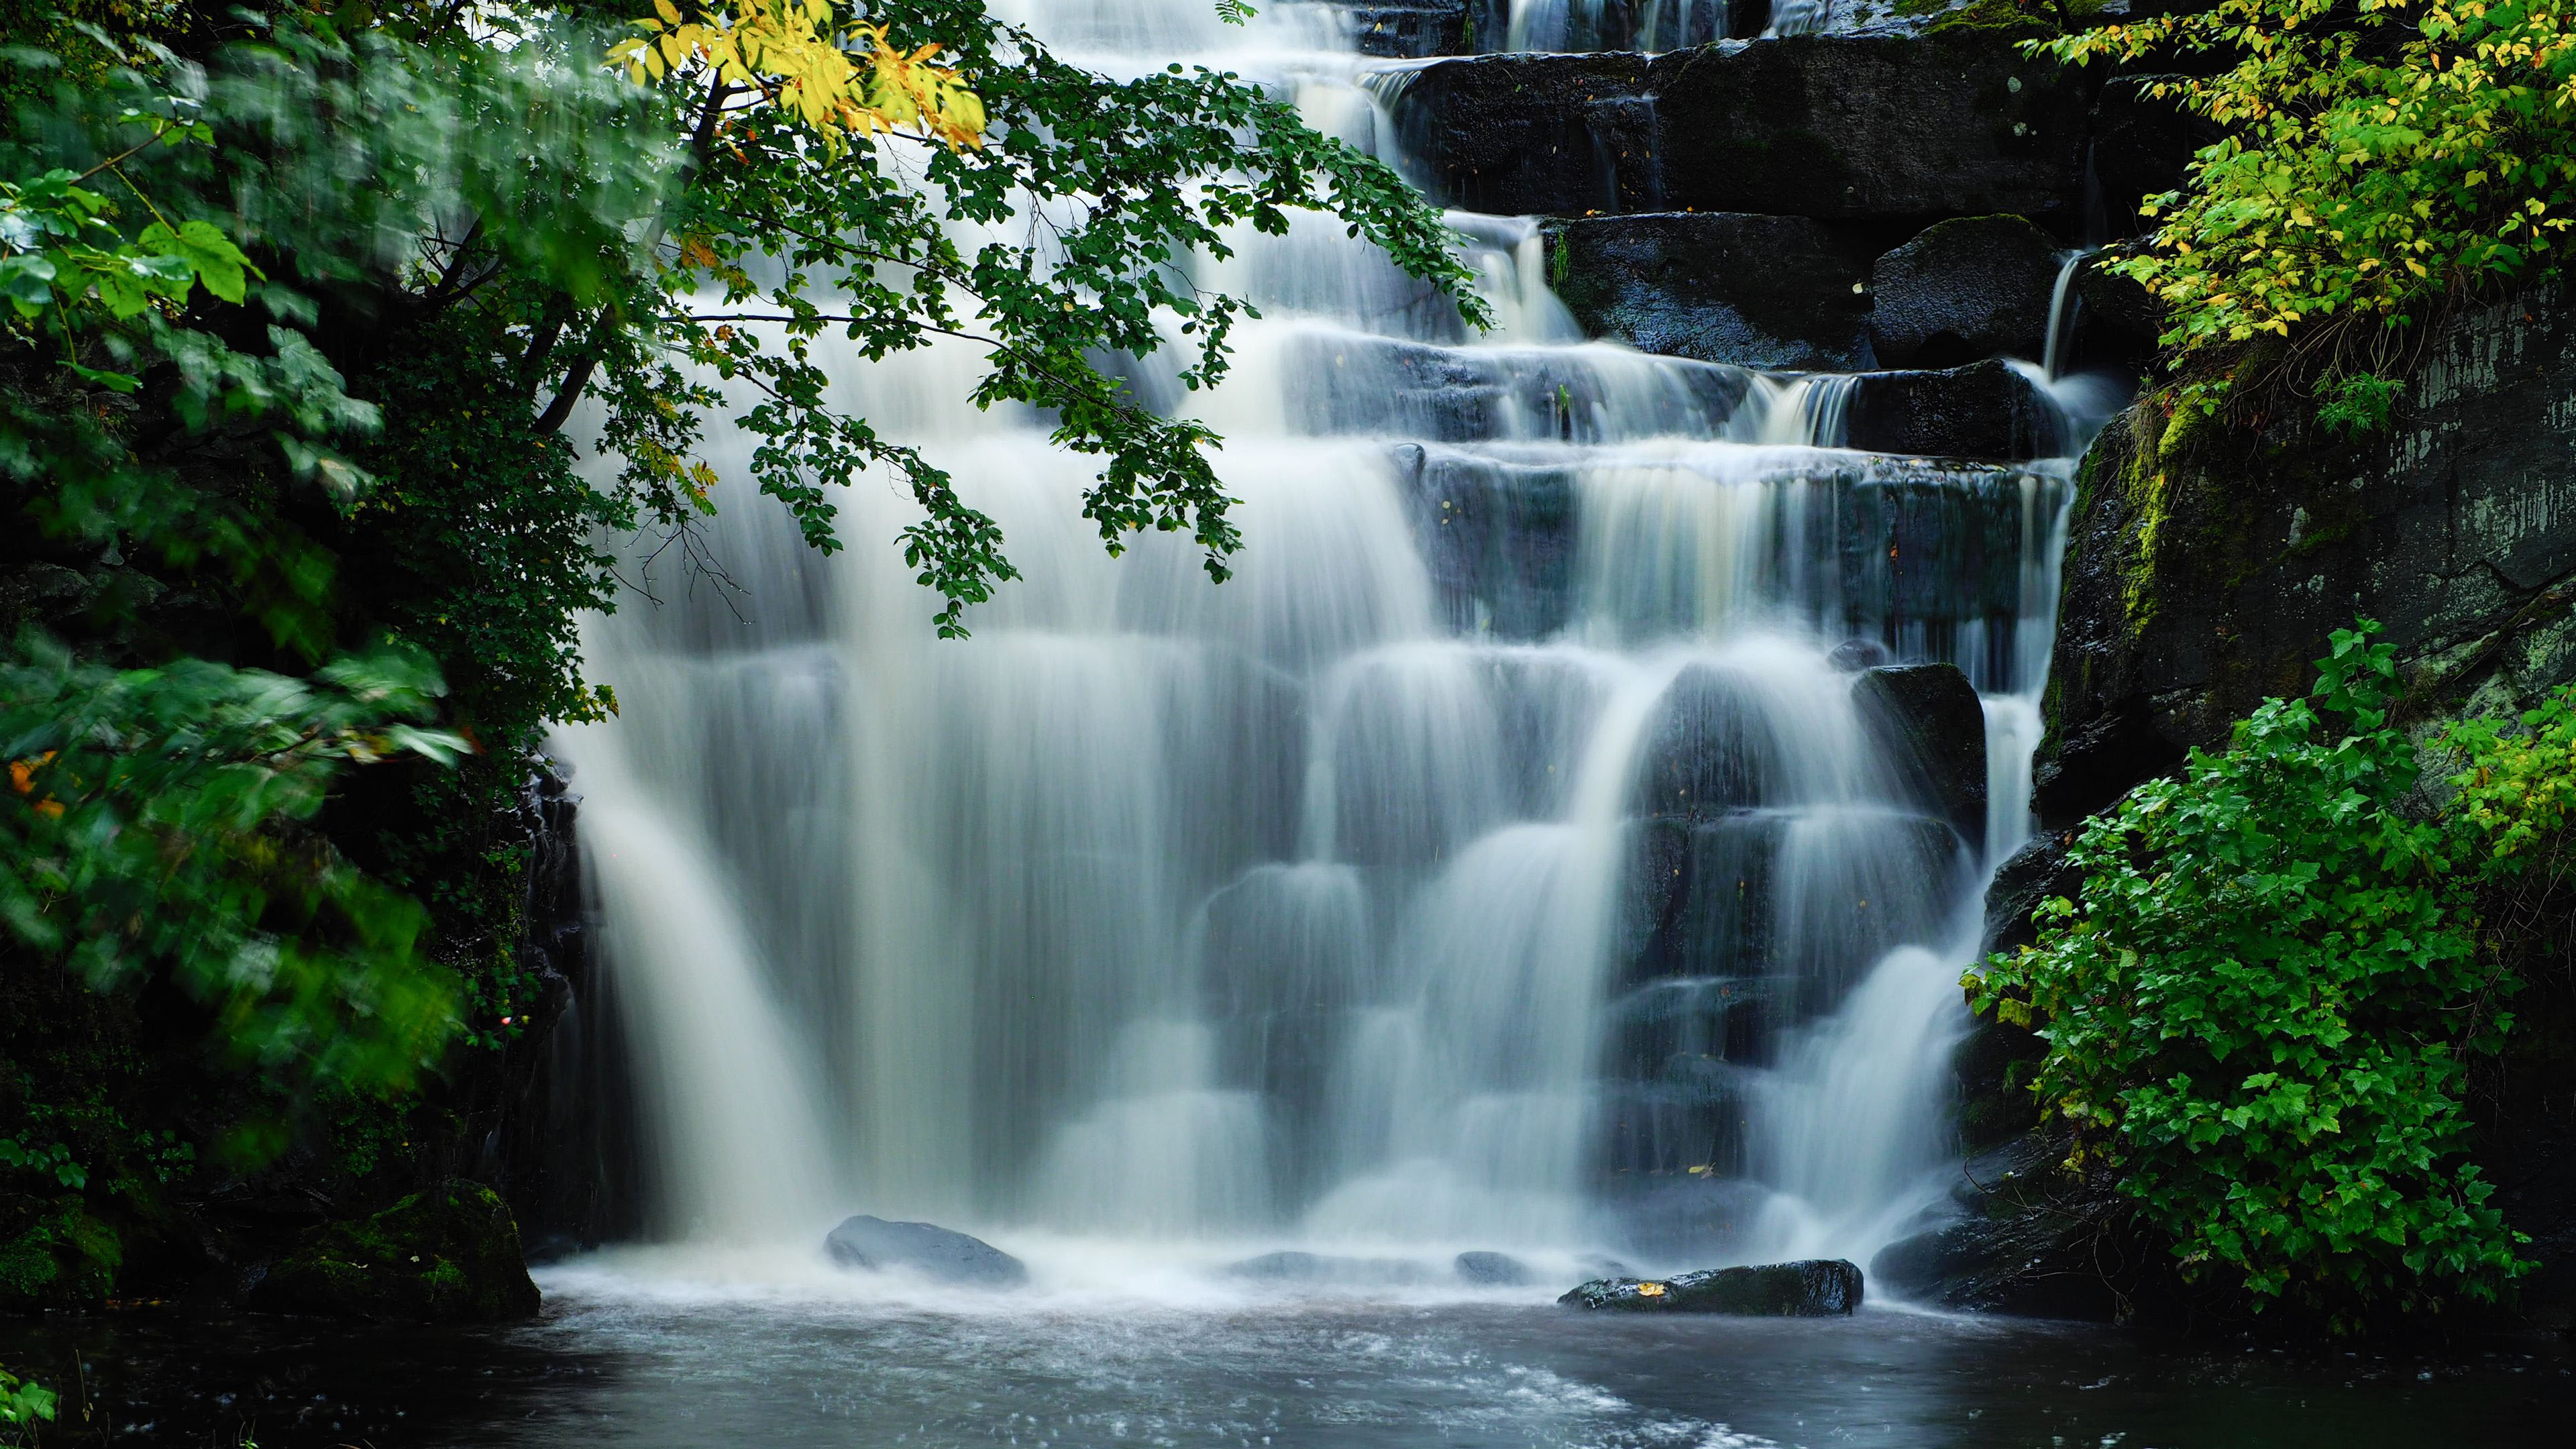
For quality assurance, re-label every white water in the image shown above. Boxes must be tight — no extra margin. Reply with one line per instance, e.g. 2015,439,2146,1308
551,0,2102,1291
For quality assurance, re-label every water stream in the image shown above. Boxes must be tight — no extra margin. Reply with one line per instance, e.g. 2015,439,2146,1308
553,0,2096,1291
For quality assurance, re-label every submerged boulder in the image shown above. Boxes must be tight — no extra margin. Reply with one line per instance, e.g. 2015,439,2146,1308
1868,215,2065,369
250,1181,541,1323
1455,1250,1534,1285
1558,1258,1862,1314
824,1214,1028,1287
1543,213,1876,371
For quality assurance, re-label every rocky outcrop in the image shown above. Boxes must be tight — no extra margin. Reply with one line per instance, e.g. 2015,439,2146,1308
1854,662,1989,854
2037,283,2576,827
1558,1258,1862,1313
1843,359,2060,461
825,1214,1029,1286
1867,1136,2135,1320
248,1182,541,1323
1868,215,2064,369
1391,30,2102,221
1542,213,1876,370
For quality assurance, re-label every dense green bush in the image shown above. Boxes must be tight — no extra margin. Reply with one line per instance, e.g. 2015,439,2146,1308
1974,623,2554,1320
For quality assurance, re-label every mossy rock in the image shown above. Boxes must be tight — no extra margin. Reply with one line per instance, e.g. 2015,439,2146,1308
0,1197,123,1311
252,1181,539,1322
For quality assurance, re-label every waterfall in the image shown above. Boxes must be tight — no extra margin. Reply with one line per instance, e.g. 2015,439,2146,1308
553,0,2098,1281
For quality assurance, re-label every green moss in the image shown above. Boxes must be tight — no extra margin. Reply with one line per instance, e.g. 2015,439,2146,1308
1921,0,2059,40
255,1181,540,1323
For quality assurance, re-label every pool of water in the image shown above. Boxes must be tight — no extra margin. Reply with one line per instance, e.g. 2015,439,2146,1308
8,1253,2573,1448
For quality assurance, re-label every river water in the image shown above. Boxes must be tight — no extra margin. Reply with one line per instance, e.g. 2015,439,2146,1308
8,1279,2573,1446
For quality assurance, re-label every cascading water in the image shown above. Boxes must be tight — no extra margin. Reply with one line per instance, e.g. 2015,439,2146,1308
553,0,2104,1285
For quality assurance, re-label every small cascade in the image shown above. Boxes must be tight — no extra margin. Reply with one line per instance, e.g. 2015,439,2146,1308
555,0,2108,1281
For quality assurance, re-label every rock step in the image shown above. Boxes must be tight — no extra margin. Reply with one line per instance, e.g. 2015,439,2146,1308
1542,211,2079,376
1393,443,2063,645
1389,32,2108,221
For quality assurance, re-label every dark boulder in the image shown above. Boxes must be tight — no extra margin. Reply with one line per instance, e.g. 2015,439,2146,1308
1648,32,2100,221
1868,1135,2127,1319
1558,1258,1862,1313
824,1214,1028,1286
1455,1250,1534,1285
1852,662,1988,855
1843,359,2058,461
250,1182,541,1323
1543,213,1876,370
1388,52,1656,216
1868,215,2065,369
1389,32,2098,221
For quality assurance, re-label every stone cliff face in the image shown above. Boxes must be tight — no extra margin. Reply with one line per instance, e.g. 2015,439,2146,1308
2039,284,2576,827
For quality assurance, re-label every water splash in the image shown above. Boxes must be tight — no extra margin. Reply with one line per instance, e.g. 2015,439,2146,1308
554,0,2096,1287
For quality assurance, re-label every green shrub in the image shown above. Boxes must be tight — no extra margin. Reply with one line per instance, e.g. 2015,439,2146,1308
2041,0,2576,378
1972,623,2531,1319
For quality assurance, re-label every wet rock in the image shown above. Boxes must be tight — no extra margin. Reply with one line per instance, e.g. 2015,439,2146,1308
1558,1258,1862,1313
2071,259,2162,360
1828,637,1894,671
1543,213,1876,371
1852,662,1988,855
1842,359,2058,461
251,1182,541,1323
1868,1137,2123,1319
1339,2,1468,57
824,1215,1028,1286
1868,215,2064,369
1389,52,1656,216
1633,663,1790,820
1455,1250,1534,1285
1393,444,1578,639
1392,34,2099,220
1650,33,2098,221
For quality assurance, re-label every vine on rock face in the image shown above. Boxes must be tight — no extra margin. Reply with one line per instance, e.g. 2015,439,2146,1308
1972,623,2532,1321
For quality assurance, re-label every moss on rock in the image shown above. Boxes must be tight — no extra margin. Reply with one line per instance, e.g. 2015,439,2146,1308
253,1180,539,1322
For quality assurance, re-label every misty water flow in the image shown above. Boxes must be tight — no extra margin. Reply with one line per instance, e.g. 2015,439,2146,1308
553,0,2107,1294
